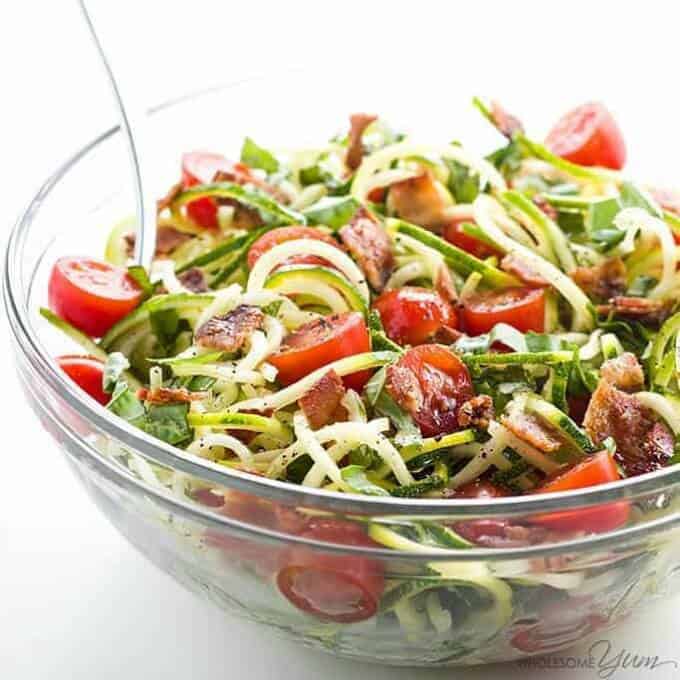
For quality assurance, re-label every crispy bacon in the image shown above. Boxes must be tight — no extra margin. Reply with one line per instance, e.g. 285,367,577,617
157,181,184,212
178,267,208,293
125,225,193,258
299,370,348,429
490,101,525,139
434,264,458,304
584,355,673,477
387,171,451,231
599,352,644,392
137,387,208,404
195,304,265,352
457,394,494,430
500,252,547,287
532,195,559,221
501,412,562,453
570,258,627,301
346,113,377,171
339,207,394,291
650,187,680,216
597,296,673,326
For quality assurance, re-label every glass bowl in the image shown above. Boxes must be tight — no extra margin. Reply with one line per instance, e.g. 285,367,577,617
6,78,680,666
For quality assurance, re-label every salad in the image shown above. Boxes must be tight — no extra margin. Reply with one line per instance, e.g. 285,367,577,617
40,99,680,632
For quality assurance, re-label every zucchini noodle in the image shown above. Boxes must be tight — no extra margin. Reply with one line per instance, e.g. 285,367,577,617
473,195,594,331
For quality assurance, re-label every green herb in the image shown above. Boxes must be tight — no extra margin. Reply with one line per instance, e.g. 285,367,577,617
374,391,421,447
619,182,662,217
586,198,621,232
367,309,403,353
260,300,283,317
341,465,389,496
144,402,192,446
285,454,313,484
349,445,380,468
127,265,155,300
302,196,360,230
107,381,146,426
103,352,130,393
589,228,626,252
240,137,279,173
364,365,387,406
149,307,189,351
627,275,657,297
444,157,479,203
390,474,445,497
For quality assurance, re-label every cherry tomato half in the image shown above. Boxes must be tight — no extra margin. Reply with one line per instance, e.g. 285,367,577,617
442,219,500,259
181,151,234,228
48,257,143,338
529,451,630,533
546,102,626,170
462,287,545,336
451,480,509,500
386,344,473,437
277,518,385,623
268,312,370,390
247,226,341,270
57,355,109,405
372,286,457,347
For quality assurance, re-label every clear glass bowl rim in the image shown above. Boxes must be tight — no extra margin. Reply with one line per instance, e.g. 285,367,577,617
6,80,680,558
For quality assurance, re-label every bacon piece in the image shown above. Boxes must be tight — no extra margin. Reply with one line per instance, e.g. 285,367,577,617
570,258,626,301
584,355,673,477
157,181,184,212
339,207,394,291
457,394,494,430
490,101,525,139
500,252,547,287
650,187,680,216
453,519,549,548
387,171,451,231
599,352,644,392
299,370,348,429
195,305,264,352
346,112,377,171
597,296,673,326
431,324,464,345
125,225,193,258
178,267,208,293
501,412,562,453
434,264,458,304
137,386,209,404
532,195,559,221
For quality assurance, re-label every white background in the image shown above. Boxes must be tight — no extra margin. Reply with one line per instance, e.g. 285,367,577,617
2,2,680,678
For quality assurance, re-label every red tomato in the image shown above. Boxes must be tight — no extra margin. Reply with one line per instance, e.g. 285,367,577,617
386,345,474,437
462,287,545,336
268,312,370,390
57,355,109,405
246,226,341,270
372,287,457,346
452,480,509,500
277,518,385,623
529,451,630,533
546,102,626,170
182,151,234,228
511,602,608,654
442,219,500,259
48,257,142,337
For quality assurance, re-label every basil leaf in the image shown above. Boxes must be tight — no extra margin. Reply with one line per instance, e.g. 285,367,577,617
149,308,189,351
586,197,621,232
127,265,154,300
107,381,146,426
364,366,387,406
240,137,279,173
620,182,662,217
340,465,389,496
302,196,360,230
261,300,283,317
367,310,403,353
143,402,192,446
444,158,480,203
103,352,130,393
590,228,626,252
525,332,564,352
374,391,421,446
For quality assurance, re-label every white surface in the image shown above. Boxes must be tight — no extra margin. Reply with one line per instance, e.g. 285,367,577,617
3,2,680,679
